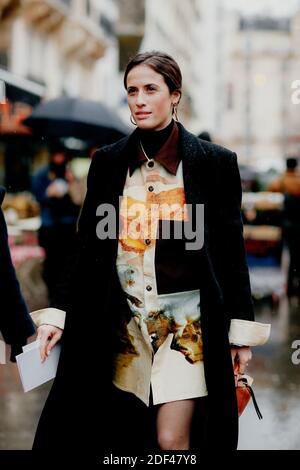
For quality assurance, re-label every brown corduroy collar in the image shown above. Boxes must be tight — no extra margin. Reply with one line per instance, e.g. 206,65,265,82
129,122,181,176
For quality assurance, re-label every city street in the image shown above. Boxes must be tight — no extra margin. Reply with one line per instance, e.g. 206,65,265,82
1,0,300,456
239,296,300,449
1,294,299,450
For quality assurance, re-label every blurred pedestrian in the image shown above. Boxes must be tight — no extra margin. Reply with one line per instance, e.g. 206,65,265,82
267,157,300,195
0,186,35,361
30,51,270,452
268,157,300,296
32,142,81,303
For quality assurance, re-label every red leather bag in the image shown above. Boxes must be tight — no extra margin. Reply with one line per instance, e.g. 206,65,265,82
236,375,263,419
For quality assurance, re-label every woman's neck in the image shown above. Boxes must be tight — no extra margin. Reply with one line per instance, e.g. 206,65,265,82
138,119,174,158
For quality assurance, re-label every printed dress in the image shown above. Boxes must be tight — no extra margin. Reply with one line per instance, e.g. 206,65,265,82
113,129,207,406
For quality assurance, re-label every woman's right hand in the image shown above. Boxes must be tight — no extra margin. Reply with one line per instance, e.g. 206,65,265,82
37,324,63,362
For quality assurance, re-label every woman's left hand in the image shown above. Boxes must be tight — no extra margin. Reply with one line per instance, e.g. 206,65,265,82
37,324,63,362
231,346,252,380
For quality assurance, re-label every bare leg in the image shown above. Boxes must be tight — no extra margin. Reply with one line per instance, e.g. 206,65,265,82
156,399,196,450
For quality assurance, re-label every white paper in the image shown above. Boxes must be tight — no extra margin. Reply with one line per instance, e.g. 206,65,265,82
16,340,61,392
22,339,40,353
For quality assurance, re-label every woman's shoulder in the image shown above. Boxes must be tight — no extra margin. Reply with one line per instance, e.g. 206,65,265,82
93,135,131,158
195,134,236,162
90,135,130,168
178,123,236,161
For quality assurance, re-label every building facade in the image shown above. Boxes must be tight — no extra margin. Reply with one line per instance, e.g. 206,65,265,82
127,0,202,129
218,13,292,170
0,0,121,103
287,8,300,156
0,0,122,189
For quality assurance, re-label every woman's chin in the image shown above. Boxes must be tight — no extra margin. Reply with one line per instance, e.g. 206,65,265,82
137,120,154,130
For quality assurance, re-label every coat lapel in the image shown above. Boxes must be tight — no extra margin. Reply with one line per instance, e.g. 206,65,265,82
103,123,211,238
178,124,224,305
105,133,135,200
108,123,210,206
177,122,209,206
96,131,137,260
100,124,212,264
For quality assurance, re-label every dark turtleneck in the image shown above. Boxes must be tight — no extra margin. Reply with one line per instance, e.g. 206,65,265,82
138,119,175,158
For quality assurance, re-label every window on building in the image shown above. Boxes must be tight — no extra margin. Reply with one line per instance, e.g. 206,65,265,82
86,0,91,16
26,31,47,85
227,82,234,110
100,14,115,37
0,51,8,70
60,0,72,7
119,35,142,72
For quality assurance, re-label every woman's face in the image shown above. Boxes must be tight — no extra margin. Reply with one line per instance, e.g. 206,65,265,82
126,64,180,131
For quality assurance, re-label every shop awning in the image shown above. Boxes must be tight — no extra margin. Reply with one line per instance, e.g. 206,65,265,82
0,69,45,134
0,68,45,103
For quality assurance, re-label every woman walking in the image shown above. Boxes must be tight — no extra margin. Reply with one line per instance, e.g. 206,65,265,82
31,51,270,452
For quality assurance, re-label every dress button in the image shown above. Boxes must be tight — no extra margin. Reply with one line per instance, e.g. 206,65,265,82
148,185,154,192
146,285,152,292
145,239,151,245
147,160,154,169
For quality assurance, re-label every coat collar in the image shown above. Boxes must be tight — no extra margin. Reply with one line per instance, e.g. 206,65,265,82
99,123,213,297
103,122,209,205
177,122,209,205
129,121,180,176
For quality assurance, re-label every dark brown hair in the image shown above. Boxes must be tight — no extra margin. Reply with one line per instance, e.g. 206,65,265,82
123,51,182,98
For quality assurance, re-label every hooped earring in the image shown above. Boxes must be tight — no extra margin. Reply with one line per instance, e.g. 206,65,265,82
130,114,137,126
172,103,179,122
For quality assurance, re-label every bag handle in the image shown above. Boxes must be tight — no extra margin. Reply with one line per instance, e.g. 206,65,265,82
238,377,263,420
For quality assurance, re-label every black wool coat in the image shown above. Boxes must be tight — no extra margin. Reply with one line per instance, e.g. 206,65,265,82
0,187,35,360
33,123,254,452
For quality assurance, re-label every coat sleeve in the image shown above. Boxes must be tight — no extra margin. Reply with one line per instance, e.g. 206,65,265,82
216,152,270,346
0,208,35,361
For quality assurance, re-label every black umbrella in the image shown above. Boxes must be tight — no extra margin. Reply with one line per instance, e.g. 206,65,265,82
24,96,129,145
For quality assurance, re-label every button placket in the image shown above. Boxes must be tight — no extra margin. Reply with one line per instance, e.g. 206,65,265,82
144,160,155,171
143,243,158,314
